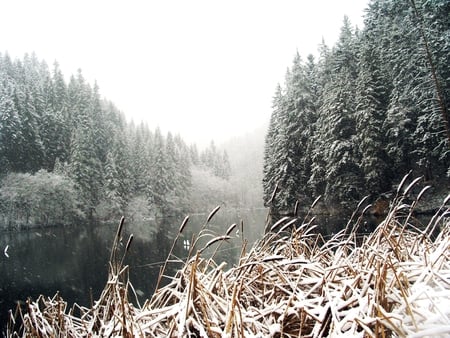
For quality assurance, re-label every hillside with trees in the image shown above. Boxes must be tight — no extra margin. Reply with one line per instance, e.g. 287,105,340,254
0,53,232,228
263,0,450,214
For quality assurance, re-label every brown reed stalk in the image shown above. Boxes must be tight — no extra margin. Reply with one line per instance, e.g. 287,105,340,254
8,182,450,337
154,215,189,293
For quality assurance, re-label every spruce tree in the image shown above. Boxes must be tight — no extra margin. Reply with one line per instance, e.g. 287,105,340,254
410,0,450,178
320,17,363,207
103,113,131,215
0,81,22,174
263,84,289,209
174,134,192,209
189,144,200,165
308,42,332,199
128,121,153,196
51,62,70,163
151,127,170,215
68,80,103,219
38,61,62,171
15,90,44,172
69,122,103,219
355,28,391,194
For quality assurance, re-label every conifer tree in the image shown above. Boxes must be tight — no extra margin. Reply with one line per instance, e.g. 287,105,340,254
320,17,363,206
189,144,200,165
38,61,63,171
103,113,131,215
0,81,22,173
218,150,231,180
355,28,391,194
174,134,192,207
151,127,170,215
103,151,122,212
284,53,317,205
68,79,103,218
308,42,332,199
90,83,108,164
263,84,288,209
69,122,103,219
410,0,450,177
164,132,178,211
51,62,70,163
15,90,44,172
129,121,153,196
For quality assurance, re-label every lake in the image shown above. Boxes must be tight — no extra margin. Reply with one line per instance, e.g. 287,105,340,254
0,207,378,334
0,208,270,333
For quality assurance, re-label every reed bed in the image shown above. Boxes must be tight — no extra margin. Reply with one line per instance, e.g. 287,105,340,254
8,182,450,337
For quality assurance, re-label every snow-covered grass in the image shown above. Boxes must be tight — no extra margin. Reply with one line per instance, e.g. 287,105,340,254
8,180,450,337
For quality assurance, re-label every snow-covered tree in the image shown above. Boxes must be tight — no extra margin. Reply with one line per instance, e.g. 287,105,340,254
317,18,363,207
0,80,22,174
355,27,391,194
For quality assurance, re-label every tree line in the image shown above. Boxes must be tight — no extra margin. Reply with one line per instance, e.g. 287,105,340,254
263,0,450,213
0,53,231,228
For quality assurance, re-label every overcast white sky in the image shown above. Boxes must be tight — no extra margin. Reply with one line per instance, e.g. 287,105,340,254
1,0,368,146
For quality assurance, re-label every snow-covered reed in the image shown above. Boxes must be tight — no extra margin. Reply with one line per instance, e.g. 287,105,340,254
8,184,450,337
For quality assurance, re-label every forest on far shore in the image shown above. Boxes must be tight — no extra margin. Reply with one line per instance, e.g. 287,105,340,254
0,51,267,229
1,0,449,229
263,0,450,213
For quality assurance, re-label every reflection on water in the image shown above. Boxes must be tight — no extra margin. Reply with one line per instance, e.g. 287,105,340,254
0,207,382,333
0,226,112,333
0,208,267,332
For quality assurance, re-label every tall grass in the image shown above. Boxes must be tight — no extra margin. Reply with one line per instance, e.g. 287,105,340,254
7,180,450,337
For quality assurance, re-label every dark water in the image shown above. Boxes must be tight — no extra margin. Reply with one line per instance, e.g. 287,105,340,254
0,208,381,334
0,208,268,334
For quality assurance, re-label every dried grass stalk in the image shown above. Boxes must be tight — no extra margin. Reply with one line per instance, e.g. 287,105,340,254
8,187,450,337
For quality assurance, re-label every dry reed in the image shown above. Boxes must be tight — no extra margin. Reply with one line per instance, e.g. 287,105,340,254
7,183,450,337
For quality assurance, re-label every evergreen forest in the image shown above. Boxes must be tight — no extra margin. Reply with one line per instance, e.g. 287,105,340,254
263,0,450,213
1,0,449,228
0,53,234,228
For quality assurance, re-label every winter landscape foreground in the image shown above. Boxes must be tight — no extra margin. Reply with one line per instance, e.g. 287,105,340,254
7,180,450,337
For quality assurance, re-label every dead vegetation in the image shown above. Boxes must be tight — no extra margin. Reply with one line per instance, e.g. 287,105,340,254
7,178,450,337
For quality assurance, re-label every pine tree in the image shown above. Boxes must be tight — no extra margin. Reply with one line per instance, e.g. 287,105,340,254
218,150,231,180
373,0,450,181
283,53,318,205
189,144,200,165
102,112,131,216
90,83,108,164
67,70,91,132
164,132,178,212
355,27,391,195
51,62,70,163
128,121,153,196
174,134,192,209
320,17,363,207
410,0,450,178
37,60,62,171
308,42,332,199
15,90,44,172
103,151,121,211
68,78,103,219
151,127,170,215
69,122,103,219
263,84,289,209
201,141,217,169
159,132,192,215
0,80,22,174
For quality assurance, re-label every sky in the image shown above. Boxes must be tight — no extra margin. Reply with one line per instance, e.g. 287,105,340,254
1,0,368,147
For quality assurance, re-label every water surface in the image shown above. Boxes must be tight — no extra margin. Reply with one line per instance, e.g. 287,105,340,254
0,208,268,332
1,207,379,333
